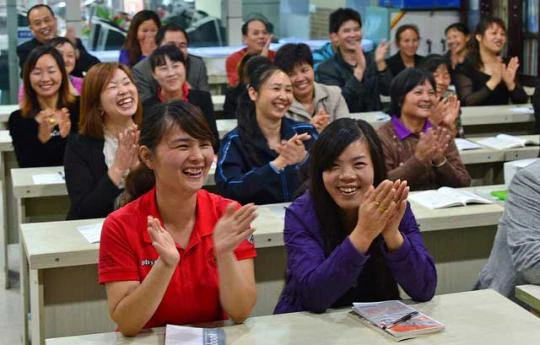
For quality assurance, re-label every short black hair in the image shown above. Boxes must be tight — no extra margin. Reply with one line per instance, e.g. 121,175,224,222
155,23,189,46
328,8,362,34
241,18,269,36
150,44,186,71
27,4,55,21
420,54,451,74
388,68,436,117
445,22,469,36
274,43,313,74
244,56,272,85
395,24,419,42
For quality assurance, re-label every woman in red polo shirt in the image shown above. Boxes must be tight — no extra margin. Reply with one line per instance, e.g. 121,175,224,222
98,100,257,336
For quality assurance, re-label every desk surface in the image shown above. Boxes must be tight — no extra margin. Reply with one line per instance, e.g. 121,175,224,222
0,130,12,152
45,289,540,345
515,284,540,312
21,185,504,270
11,166,67,198
461,135,540,164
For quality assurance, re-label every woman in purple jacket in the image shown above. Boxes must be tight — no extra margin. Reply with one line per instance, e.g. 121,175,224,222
274,118,437,314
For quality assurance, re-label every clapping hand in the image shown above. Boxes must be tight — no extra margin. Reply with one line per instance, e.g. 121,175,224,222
57,107,72,138
261,35,273,57
213,203,257,257
109,124,140,186
375,41,389,71
310,106,330,132
349,180,397,253
353,45,367,81
502,57,519,90
272,133,311,169
147,216,180,267
431,126,451,165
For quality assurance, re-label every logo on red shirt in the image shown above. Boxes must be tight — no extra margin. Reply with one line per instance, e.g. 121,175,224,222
141,259,156,266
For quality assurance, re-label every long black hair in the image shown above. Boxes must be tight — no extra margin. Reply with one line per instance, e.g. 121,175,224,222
388,68,435,117
467,16,506,70
309,118,387,255
123,100,215,203
236,63,283,166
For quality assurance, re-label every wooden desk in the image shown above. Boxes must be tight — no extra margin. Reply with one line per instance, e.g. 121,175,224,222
20,185,504,344
46,290,540,345
461,135,540,185
515,284,540,314
212,94,225,112
0,105,16,128
0,130,14,289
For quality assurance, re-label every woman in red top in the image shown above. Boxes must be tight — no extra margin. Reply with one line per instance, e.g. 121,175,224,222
98,101,257,336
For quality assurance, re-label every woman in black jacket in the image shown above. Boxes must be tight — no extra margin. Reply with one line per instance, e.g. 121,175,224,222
64,63,142,220
9,46,79,168
142,44,220,151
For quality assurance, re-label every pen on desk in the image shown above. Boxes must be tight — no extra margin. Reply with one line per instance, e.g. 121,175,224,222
382,311,419,330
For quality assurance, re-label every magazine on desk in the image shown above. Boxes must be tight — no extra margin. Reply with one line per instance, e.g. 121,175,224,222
352,300,444,340
409,187,493,209
476,134,538,150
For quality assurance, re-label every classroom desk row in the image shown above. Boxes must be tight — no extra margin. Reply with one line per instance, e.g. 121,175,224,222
19,184,506,344
44,289,540,345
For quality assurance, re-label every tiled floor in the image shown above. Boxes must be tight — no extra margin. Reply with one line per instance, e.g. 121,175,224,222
0,244,24,345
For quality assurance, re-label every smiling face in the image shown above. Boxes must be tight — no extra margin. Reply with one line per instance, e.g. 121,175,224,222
477,24,506,55
446,28,468,55
161,30,188,58
433,64,451,96
137,19,159,46
100,68,139,121
397,28,420,58
30,54,62,99
244,20,270,54
322,139,374,214
54,42,76,75
334,19,362,53
152,56,186,94
148,125,214,194
250,70,293,121
28,6,57,43
288,63,315,100
400,80,436,120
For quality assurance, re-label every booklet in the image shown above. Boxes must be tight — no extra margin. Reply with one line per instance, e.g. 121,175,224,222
352,300,444,340
454,138,482,151
476,134,539,150
409,187,493,209
165,325,225,345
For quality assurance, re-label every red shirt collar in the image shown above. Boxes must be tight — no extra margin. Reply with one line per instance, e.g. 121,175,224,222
141,187,214,252
157,83,190,103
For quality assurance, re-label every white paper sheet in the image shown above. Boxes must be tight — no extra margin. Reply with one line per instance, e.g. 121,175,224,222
455,138,482,151
32,172,64,184
509,106,534,114
165,325,225,345
77,222,103,244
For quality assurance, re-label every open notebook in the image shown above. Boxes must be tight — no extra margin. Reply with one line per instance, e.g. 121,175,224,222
476,134,539,150
352,300,444,340
409,187,493,209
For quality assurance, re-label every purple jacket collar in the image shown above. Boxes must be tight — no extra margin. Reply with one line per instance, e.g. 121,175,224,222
390,116,432,141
